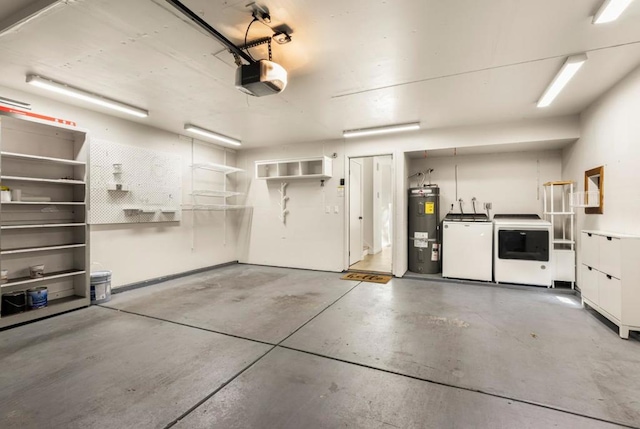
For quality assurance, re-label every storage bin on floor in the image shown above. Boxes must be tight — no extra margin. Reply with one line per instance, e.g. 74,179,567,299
90,271,112,304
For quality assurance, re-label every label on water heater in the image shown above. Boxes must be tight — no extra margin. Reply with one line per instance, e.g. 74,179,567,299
431,243,439,261
414,232,429,248
425,202,435,214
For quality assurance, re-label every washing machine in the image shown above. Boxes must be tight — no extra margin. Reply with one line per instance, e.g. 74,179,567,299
493,214,552,287
442,213,493,282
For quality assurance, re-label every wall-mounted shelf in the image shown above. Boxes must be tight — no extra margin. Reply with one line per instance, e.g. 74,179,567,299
255,156,332,180
0,151,86,166
182,204,247,211
191,190,243,198
123,207,178,214
107,182,130,192
191,162,244,175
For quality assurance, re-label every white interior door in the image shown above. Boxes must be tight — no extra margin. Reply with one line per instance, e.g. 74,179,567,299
349,159,363,265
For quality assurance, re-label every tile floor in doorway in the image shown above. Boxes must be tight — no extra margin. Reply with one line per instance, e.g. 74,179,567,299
1,264,639,429
349,245,393,273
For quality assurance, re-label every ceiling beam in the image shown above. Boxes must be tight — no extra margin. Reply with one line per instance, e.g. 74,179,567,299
0,0,63,36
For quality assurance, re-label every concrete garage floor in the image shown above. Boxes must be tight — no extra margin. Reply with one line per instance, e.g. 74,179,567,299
1,264,639,428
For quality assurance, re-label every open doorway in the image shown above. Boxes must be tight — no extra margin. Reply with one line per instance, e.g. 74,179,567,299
349,155,393,274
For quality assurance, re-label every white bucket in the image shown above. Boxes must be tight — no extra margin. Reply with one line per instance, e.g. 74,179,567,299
90,271,112,304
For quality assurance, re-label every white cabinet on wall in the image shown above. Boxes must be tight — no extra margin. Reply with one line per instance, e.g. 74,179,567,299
580,230,640,339
255,156,332,180
0,113,90,329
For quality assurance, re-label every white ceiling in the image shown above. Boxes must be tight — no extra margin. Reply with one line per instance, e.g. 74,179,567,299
0,0,639,148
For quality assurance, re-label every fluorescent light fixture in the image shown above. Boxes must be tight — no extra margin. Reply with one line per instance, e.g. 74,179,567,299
184,124,241,146
593,0,635,24
0,96,31,110
343,122,420,138
26,74,148,118
537,54,587,108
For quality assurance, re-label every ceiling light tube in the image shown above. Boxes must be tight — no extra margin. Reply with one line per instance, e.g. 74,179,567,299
184,124,241,146
0,96,31,110
26,74,149,118
343,122,420,138
593,0,635,24
537,54,587,108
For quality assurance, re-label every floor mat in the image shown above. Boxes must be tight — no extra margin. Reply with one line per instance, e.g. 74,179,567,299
341,272,392,284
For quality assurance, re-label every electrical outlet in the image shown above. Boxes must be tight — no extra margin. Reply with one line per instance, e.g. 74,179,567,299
325,206,331,214
334,205,339,214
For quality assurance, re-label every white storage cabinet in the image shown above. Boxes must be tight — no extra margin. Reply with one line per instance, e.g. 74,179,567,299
0,113,90,328
580,230,640,339
255,156,332,180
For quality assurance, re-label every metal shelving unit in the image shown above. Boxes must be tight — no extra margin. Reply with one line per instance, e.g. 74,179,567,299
543,181,575,289
0,113,90,329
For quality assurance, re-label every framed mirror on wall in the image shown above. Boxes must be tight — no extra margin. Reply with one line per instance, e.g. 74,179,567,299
585,166,604,214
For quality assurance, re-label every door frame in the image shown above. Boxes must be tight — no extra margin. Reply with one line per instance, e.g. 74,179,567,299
345,153,395,274
349,158,364,266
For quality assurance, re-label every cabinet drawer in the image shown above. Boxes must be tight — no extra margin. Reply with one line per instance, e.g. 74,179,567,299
599,235,621,279
598,271,622,320
581,232,599,268
580,264,598,304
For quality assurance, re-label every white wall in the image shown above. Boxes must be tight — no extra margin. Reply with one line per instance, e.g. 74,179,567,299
238,116,580,276
1,86,584,282
562,65,640,278
0,85,240,287
236,142,344,272
410,150,563,219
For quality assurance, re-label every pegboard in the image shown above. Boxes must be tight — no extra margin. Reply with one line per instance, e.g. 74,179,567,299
89,140,182,224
